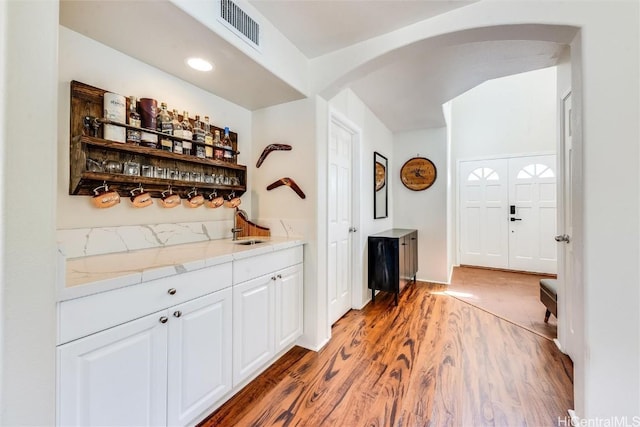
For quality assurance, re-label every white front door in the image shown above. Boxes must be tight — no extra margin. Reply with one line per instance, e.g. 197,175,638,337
508,155,557,274
328,118,353,324
459,159,509,269
459,155,557,274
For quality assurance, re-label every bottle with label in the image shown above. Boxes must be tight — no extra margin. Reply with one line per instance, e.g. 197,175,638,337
213,130,224,161
222,127,233,163
203,116,214,159
181,111,193,156
171,109,183,153
156,102,173,151
126,96,141,145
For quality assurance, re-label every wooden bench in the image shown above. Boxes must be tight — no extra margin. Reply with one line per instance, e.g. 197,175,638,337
539,278,558,323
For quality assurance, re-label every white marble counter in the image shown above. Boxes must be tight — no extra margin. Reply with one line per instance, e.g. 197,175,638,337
60,236,305,301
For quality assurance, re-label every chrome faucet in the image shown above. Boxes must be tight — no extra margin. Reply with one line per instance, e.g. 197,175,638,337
231,209,247,241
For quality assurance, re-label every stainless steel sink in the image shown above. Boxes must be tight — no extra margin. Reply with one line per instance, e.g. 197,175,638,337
234,239,266,245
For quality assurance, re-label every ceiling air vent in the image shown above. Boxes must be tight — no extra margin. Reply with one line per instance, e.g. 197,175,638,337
219,0,260,50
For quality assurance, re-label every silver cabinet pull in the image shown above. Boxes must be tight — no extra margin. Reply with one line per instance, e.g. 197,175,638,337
277,274,282,279
173,310,182,318
555,234,571,243
159,316,168,324
348,227,358,233
167,288,177,295
271,276,276,281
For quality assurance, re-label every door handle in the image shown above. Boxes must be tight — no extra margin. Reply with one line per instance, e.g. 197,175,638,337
555,234,571,243
510,218,522,222
348,227,358,233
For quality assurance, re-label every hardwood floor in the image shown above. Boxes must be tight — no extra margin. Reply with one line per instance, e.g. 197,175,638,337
449,266,557,340
200,282,573,427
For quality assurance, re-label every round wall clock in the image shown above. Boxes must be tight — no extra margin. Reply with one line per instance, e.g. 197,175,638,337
400,157,437,191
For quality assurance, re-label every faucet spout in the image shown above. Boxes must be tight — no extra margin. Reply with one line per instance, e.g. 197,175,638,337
231,208,248,241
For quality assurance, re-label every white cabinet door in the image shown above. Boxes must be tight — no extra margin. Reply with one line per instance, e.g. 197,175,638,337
275,264,303,353
57,311,168,427
233,274,274,386
167,288,232,426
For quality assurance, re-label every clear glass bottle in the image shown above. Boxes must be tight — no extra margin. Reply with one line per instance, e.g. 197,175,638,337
213,129,224,161
157,102,173,151
126,96,141,145
222,126,233,163
204,116,214,159
181,111,193,156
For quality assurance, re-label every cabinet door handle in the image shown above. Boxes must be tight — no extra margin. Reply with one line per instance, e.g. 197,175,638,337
277,274,282,279
173,310,182,318
159,316,168,324
167,288,177,295
271,276,276,281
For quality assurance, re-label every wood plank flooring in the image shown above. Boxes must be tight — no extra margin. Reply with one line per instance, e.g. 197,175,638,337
449,266,557,340
200,282,573,427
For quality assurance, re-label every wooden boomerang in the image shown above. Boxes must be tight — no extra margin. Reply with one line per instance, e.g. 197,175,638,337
266,177,306,199
256,144,292,168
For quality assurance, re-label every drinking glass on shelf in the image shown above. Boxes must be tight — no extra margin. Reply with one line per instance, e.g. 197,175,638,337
123,161,140,176
141,164,154,177
155,167,167,179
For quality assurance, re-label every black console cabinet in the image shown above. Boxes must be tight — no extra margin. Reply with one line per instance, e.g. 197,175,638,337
368,229,418,304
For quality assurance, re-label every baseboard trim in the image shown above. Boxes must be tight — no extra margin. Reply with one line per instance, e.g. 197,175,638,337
459,264,557,278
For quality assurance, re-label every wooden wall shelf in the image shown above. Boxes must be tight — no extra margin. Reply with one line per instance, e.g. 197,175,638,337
69,81,247,200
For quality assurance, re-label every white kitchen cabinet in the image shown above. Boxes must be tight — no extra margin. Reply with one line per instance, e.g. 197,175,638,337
58,263,233,427
232,274,275,386
274,264,303,353
167,288,232,426
57,311,169,427
233,250,304,386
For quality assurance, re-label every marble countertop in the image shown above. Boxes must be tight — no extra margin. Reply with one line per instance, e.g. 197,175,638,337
60,236,305,301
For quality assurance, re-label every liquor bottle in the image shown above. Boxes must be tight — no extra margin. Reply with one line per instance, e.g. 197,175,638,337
171,109,183,138
156,102,172,152
181,111,193,156
213,130,224,161
203,116,214,159
192,115,206,159
171,109,183,153
222,127,233,163
126,96,141,145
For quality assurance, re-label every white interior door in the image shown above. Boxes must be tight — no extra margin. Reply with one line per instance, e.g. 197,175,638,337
328,119,353,324
559,92,580,358
459,159,509,269
508,155,557,274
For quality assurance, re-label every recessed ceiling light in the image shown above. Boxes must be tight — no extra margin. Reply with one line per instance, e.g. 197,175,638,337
186,57,214,72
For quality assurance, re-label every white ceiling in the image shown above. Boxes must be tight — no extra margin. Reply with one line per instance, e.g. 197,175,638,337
61,0,571,131
248,0,477,58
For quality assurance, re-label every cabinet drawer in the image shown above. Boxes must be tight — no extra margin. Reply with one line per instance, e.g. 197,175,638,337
233,246,303,284
59,263,232,344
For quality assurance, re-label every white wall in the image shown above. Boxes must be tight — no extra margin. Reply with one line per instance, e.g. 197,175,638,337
57,26,253,229
393,128,448,283
451,67,557,161
251,97,327,349
329,89,393,307
0,1,58,425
